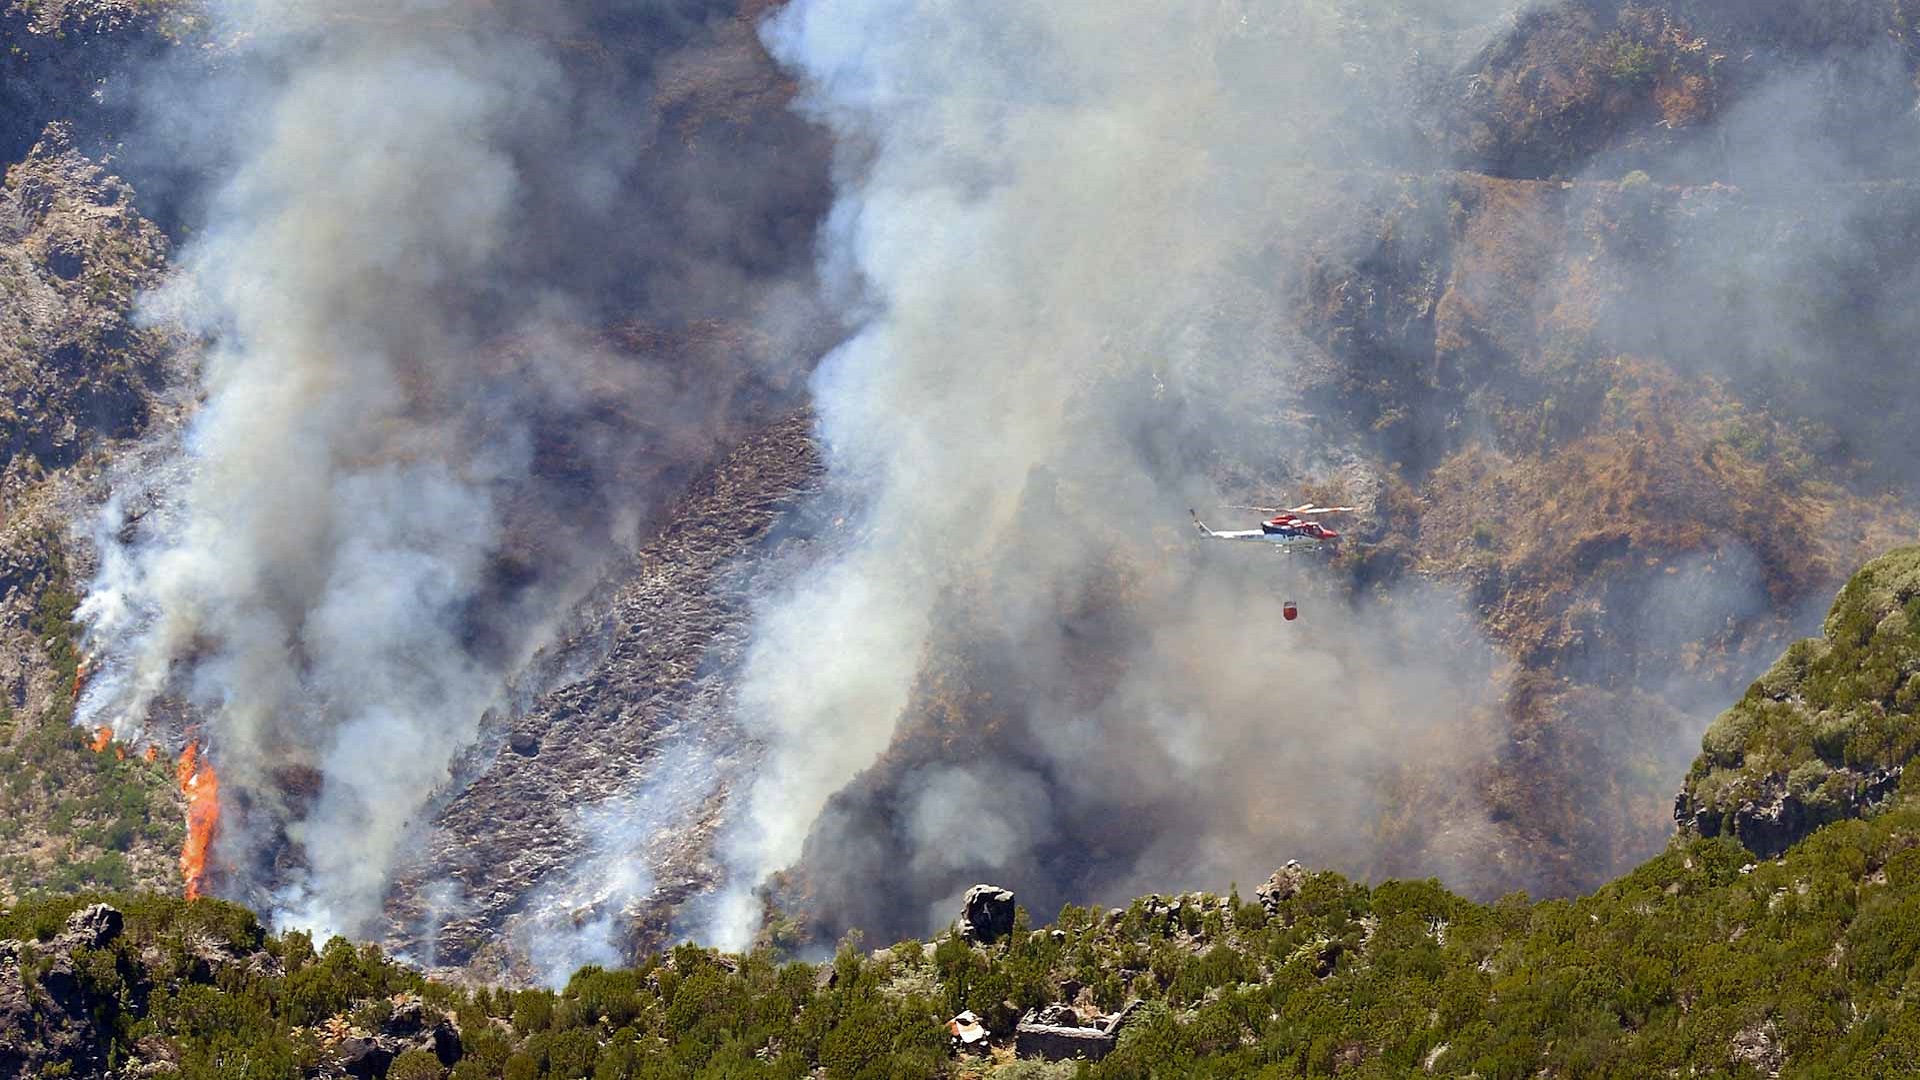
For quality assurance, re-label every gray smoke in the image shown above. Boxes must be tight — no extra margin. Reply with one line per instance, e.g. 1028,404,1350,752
692,0,1920,950
699,0,1528,949
518,739,723,987
77,0,827,938
67,0,1920,961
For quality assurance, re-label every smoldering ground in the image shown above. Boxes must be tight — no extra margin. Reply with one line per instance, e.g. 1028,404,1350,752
74,0,832,939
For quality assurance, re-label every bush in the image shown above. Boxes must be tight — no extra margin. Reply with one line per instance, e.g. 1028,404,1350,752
1600,34,1658,85
387,1050,445,1080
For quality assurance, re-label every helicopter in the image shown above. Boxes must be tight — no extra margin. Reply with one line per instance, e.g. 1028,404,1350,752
1188,502,1360,621
1189,503,1359,548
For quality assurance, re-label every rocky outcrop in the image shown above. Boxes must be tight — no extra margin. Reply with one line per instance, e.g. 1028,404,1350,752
0,122,171,487
1013,1001,1141,1063
958,885,1017,946
0,900,465,1080
0,121,183,905
1678,547,1920,859
58,903,122,949
1729,1017,1784,1079
0,904,124,1078
334,1037,393,1080
322,996,464,1079
1676,766,1903,860
0,0,191,167
1256,861,1309,918
1442,0,1920,181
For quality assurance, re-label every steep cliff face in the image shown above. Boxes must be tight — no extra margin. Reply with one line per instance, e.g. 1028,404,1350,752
1677,546,1920,857
0,117,177,706
0,0,850,939
0,122,184,905
1443,0,1920,180
0,1,193,169
1308,172,1920,897
0,123,172,491
779,164,1920,945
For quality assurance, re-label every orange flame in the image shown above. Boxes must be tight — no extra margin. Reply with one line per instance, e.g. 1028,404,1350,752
71,656,95,703
177,742,220,901
88,727,112,753
144,745,158,764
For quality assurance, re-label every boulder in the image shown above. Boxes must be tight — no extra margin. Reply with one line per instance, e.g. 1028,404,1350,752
182,931,245,983
337,1036,395,1080
958,885,1017,945
38,953,83,1012
1256,861,1308,917
383,998,426,1038
60,904,123,950
426,1018,464,1067
0,936,110,1079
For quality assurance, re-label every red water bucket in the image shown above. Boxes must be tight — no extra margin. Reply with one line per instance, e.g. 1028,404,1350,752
1283,600,1299,622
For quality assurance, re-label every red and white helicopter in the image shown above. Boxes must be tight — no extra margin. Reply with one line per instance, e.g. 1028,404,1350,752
1189,502,1359,549
1188,501,1359,622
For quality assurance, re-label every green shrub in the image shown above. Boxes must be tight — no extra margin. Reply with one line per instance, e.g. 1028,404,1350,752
387,1050,445,1080
1599,33,1658,85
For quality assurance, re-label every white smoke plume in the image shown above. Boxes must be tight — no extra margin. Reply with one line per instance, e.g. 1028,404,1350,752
703,0,1522,948
77,0,827,938
86,16,545,937
518,739,723,987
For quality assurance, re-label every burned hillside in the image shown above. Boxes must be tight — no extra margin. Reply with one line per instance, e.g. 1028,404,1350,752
740,0,1920,947
0,0,1918,997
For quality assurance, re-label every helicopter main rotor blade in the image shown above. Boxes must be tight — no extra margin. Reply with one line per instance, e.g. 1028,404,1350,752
1222,502,1361,516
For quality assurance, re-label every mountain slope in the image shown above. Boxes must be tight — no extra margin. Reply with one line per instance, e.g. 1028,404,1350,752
0,122,186,903
9,550,1920,1077
4,0,1920,994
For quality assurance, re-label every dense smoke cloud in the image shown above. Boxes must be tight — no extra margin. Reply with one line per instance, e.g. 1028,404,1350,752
77,0,827,938
699,0,1525,948
62,0,1920,962
690,0,1920,950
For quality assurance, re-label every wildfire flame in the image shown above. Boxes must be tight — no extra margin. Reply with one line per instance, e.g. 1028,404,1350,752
88,727,112,753
177,741,220,901
71,655,95,702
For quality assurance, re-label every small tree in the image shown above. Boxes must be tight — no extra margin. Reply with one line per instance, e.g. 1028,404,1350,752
388,1050,446,1080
